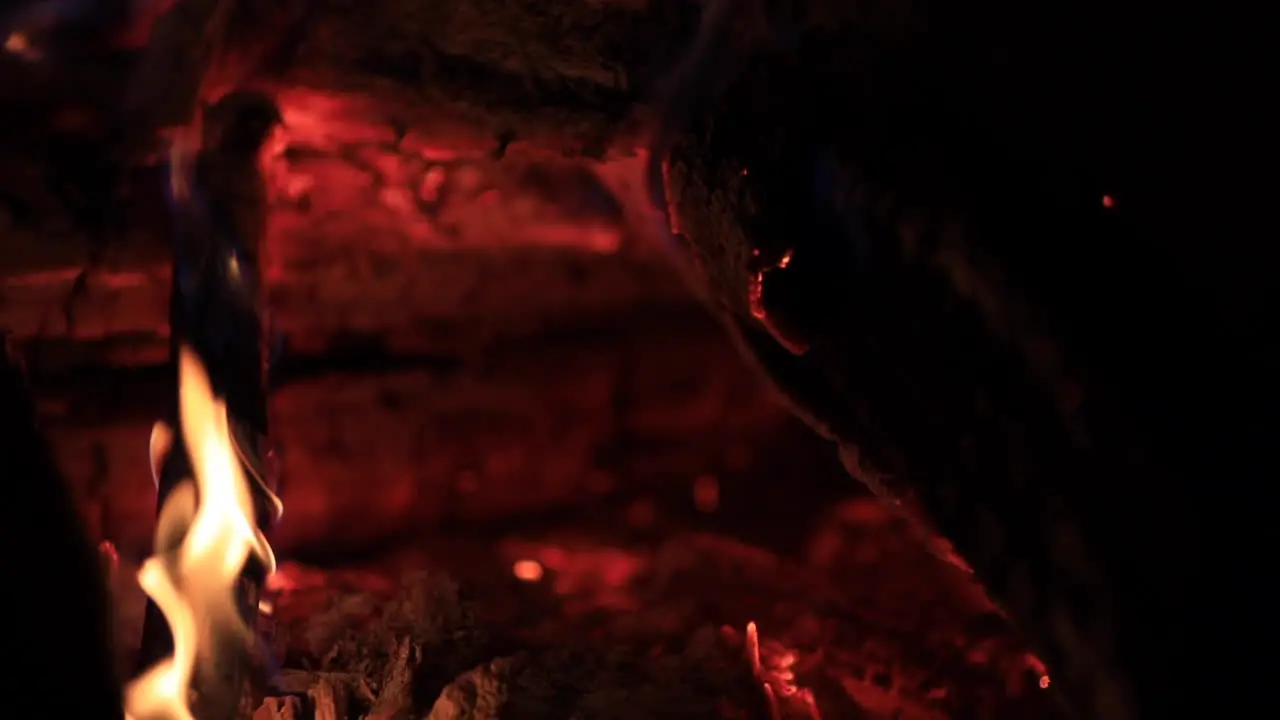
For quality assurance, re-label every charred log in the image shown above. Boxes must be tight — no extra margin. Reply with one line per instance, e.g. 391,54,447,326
658,2,1272,720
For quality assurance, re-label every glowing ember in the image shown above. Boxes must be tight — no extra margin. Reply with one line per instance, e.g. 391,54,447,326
748,273,765,319
1026,652,1052,689
99,539,120,573
123,347,278,720
3,31,35,60
513,559,544,582
1102,194,1116,209
149,421,174,489
747,248,794,320
745,247,809,354
743,621,822,720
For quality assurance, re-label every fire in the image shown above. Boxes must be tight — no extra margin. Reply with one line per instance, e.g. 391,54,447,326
124,347,278,720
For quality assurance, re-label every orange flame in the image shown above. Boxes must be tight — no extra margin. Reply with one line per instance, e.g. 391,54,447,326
123,346,278,720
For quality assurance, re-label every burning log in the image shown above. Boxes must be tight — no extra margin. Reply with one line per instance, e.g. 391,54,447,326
1,135,689,368
650,3,1273,720
2,0,694,368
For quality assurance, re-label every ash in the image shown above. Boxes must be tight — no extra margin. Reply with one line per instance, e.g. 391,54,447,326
104,500,1057,720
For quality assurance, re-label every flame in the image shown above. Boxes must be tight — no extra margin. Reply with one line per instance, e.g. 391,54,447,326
149,421,173,489
124,346,277,720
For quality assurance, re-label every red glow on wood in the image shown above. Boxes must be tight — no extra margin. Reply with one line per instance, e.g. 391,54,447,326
98,539,119,572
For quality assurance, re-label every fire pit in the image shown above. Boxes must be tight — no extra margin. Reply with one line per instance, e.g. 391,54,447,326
7,1,1263,719
2,2,1058,718
5,80,1049,715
